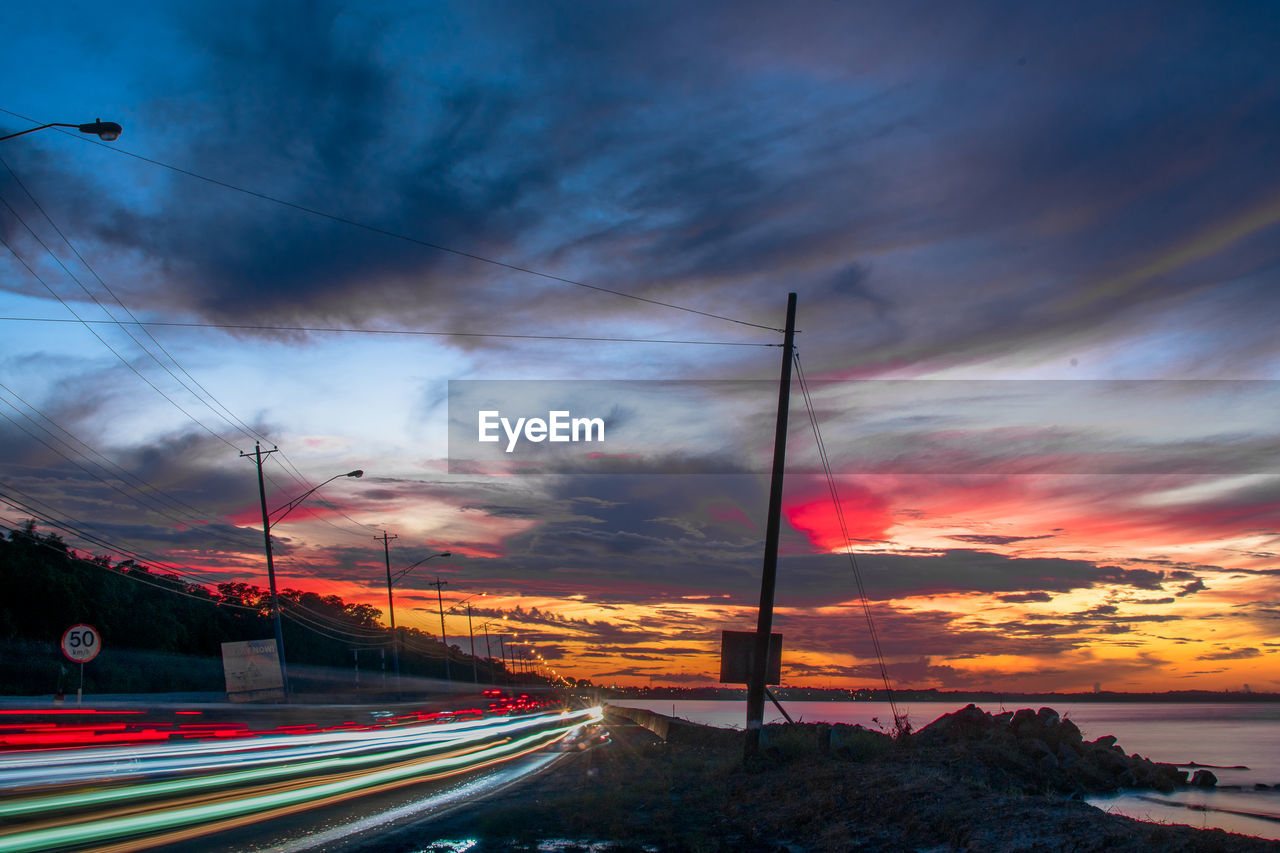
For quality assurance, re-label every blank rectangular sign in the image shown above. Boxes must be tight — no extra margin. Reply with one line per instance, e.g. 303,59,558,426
719,630,782,685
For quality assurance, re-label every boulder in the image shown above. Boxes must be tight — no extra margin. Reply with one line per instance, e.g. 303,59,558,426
1191,769,1218,788
1057,718,1084,748
1009,708,1038,733
1091,746,1129,774
1036,707,1060,728
1020,737,1055,762
1145,763,1185,793
1065,760,1120,794
913,703,995,745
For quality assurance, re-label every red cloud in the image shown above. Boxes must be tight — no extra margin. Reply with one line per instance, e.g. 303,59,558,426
784,482,893,552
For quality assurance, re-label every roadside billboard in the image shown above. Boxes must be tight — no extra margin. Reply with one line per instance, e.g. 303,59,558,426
221,639,284,702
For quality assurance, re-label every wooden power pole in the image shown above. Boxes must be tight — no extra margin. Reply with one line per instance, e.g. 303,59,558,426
745,292,797,758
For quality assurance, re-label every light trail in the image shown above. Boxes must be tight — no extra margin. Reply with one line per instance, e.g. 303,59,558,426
0,708,566,789
0,703,603,853
271,751,567,852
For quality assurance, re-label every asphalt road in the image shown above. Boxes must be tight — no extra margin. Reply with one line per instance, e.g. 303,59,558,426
192,749,573,853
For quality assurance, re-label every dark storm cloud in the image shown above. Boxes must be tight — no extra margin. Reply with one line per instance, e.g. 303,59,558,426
953,534,1056,547
786,604,1087,663
1197,647,1262,661
336,465,1215,609
11,1,1275,374
0,395,281,565
788,549,1180,601
1177,578,1207,596
996,591,1053,603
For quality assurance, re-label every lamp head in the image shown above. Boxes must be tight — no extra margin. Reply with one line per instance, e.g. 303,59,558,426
78,120,122,142
440,550,452,557
345,470,364,478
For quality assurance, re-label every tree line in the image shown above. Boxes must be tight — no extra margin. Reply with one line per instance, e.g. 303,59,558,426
0,522,520,696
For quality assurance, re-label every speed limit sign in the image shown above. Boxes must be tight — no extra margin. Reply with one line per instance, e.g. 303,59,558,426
61,624,101,663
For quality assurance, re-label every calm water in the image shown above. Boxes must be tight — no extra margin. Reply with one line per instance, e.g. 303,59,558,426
611,699,1280,840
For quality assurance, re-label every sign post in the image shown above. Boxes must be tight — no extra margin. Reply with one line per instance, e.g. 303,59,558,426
60,624,101,706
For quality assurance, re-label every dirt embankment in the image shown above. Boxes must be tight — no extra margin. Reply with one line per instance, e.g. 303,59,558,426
364,704,1280,852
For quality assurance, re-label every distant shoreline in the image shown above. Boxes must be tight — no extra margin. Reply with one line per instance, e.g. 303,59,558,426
605,687,1280,703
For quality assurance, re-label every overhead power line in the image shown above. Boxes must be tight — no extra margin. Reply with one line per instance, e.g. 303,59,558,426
0,507,258,613
0,156,275,450
0,316,780,348
0,107,783,332
0,382,226,531
793,352,903,732
1,165,380,542
0,226,241,451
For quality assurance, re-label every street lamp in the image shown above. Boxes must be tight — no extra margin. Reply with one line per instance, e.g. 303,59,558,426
475,620,503,683
241,441,362,699
493,632,511,684
383,549,450,687
441,593,487,683
0,119,122,143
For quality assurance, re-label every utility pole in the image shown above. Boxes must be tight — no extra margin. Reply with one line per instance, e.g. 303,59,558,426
240,442,290,699
430,577,451,681
467,603,478,683
377,532,400,688
745,293,797,758
497,635,508,684
483,622,493,682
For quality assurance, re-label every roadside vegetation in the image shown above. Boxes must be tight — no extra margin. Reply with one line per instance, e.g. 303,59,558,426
0,523,505,694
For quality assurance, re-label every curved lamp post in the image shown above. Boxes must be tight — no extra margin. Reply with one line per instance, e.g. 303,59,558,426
441,593,487,683
475,620,504,684
242,441,362,699
0,119,122,143
384,550,450,688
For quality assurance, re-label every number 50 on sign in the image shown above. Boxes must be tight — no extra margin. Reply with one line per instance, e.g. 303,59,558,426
61,624,101,663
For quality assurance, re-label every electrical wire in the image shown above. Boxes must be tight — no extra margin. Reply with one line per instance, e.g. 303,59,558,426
0,316,780,347
0,226,240,451
263,455,381,539
400,636,448,658
0,402,212,533
0,381,237,530
0,487,195,576
3,156,389,543
0,398,264,556
0,107,784,335
278,605,389,647
0,510,259,613
0,482,255,593
1,166,380,543
793,352,903,732
0,156,274,449
279,598,388,639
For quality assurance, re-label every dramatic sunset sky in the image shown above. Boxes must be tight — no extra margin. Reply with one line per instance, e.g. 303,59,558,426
2,2,1278,692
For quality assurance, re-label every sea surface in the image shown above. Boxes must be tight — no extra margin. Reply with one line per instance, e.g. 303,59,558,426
610,699,1280,841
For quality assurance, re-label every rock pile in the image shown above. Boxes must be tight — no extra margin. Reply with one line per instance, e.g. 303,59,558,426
910,704,1191,795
